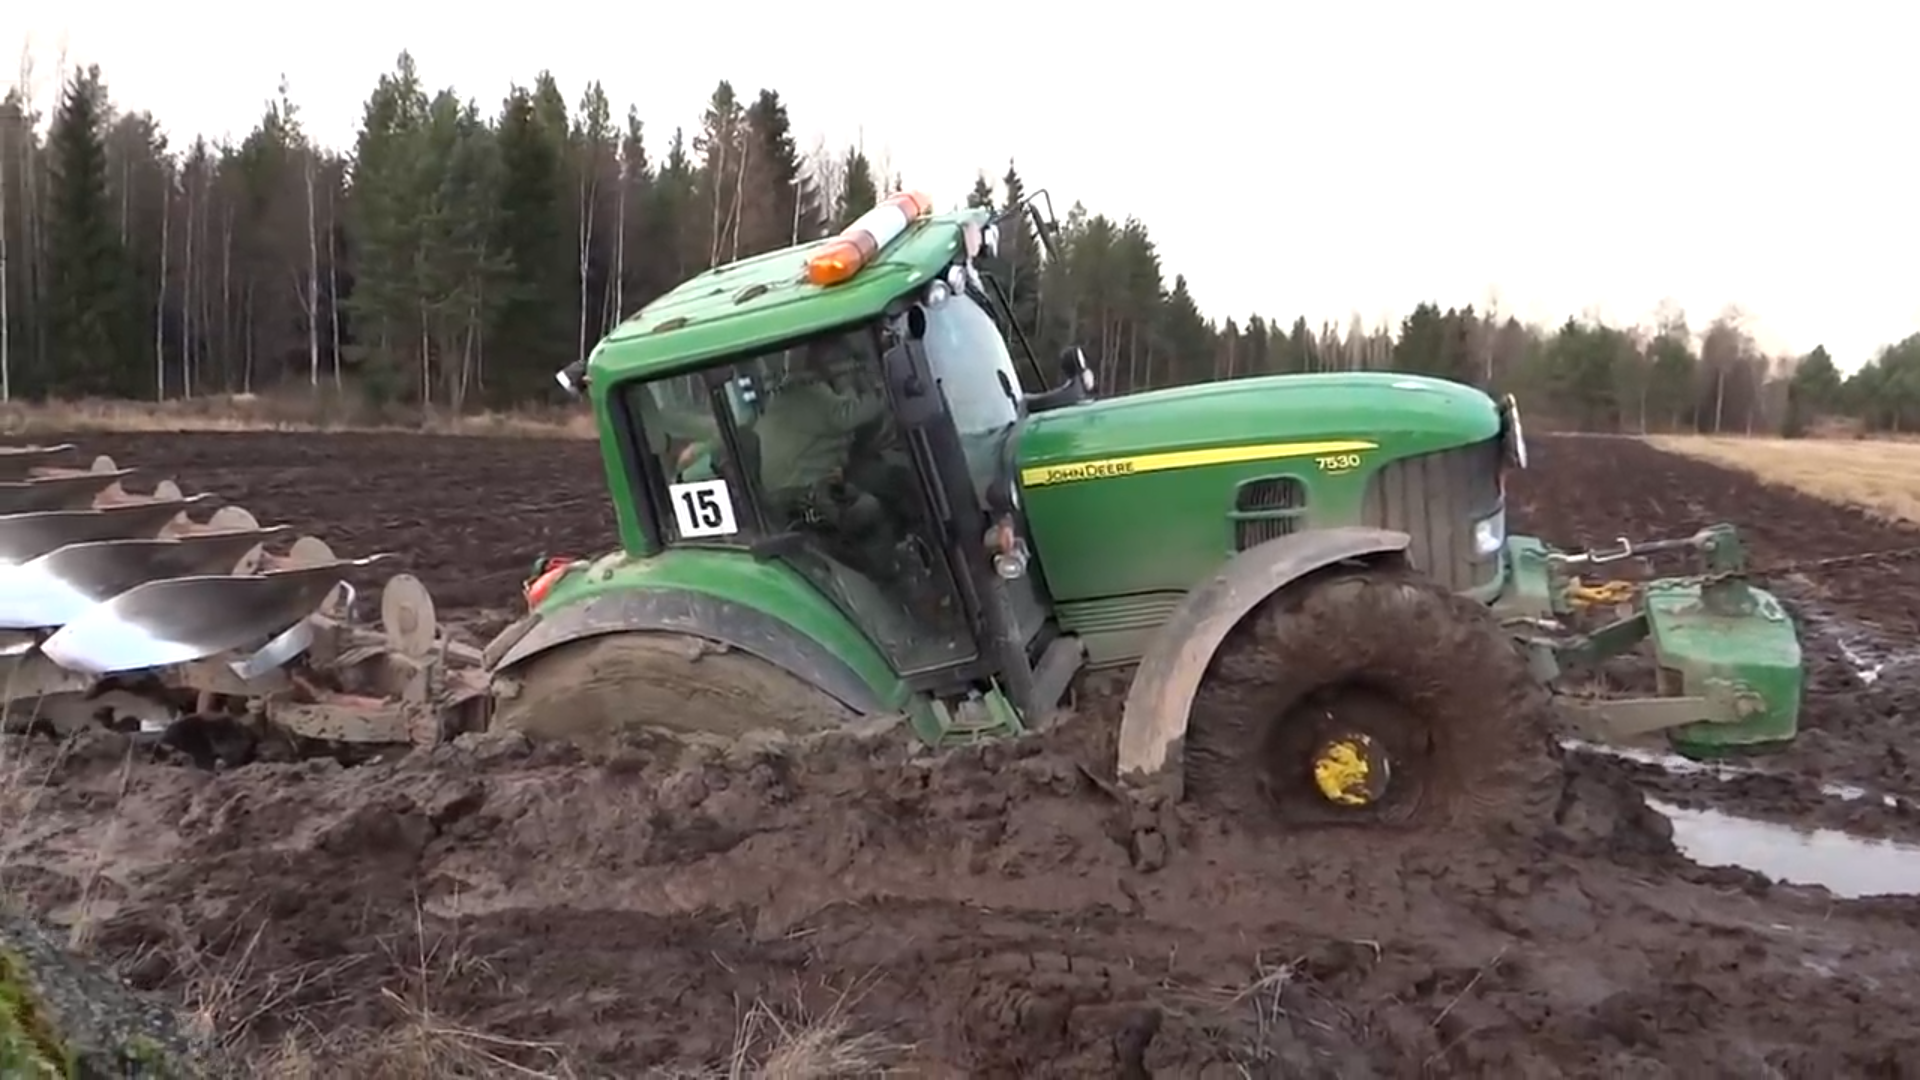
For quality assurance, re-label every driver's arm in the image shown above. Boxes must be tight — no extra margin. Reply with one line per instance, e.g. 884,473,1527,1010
657,406,716,443
637,390,716,455
825,384,887,429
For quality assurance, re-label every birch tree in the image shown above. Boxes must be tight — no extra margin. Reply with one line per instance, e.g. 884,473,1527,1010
572,81,611,362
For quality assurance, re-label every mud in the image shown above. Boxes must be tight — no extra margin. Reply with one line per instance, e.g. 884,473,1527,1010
0,430,1915,1077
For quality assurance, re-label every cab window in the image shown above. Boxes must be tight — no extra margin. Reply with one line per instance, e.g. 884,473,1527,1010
624,326,977,677
922,291,1021,505
924,292,1020,437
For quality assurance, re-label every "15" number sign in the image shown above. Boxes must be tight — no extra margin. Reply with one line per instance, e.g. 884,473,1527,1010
667,479,739,538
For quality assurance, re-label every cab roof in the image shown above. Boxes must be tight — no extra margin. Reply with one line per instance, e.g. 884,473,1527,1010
587,207,987,385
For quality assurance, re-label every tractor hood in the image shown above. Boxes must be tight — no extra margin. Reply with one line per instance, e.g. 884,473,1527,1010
1013,372,1503,612
1017,372,1501,481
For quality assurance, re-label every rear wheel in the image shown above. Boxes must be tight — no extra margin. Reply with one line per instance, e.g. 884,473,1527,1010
490,632,855,750
1184,565,1554,829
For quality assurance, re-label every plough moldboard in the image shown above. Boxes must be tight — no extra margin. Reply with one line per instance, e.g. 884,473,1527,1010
0,444,488,758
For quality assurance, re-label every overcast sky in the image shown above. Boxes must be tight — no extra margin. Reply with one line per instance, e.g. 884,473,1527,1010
7,2,1915,372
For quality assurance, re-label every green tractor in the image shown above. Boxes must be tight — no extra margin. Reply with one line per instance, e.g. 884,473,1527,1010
0,188,1803,823
476,189,1804,822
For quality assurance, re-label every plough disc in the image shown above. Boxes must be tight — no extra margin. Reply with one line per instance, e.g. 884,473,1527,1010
0,444,487,750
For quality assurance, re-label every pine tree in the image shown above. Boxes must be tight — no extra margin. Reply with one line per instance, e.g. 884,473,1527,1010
44,65,137,397
836,148,877,227
488,85,571,402
744,89,814,249
966,173,995,212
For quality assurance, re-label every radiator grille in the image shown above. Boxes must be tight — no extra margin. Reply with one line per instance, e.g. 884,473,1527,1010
1361,439,1503,592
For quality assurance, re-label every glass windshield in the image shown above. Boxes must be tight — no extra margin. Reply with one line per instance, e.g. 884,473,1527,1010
924,292,1021,436
625,324,977,677
923,291,1021,503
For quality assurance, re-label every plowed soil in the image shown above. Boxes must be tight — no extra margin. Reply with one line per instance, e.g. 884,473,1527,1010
2,430,1918,1078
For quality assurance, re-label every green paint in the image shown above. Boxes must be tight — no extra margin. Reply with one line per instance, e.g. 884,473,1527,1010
1491,536,1558,619
591,210,982,385
582,208,986,558
531,198,1810,762
532,546,915,714
1016,372,1499,605
1643,579,1804,753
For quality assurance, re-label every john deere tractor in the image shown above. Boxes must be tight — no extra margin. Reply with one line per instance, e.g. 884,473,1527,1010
0,189,1804,824
476,190,1804,821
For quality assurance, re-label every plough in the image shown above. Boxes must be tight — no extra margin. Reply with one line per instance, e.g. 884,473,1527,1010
0,444,487,756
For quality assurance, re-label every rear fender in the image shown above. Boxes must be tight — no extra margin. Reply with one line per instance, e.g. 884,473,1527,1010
1115,526,1413,801
488,588,894,716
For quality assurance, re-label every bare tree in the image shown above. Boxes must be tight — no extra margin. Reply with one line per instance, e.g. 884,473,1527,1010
155,168,170,398
179,154,195,395
575,83,611,362
17,42,43,385
0,90,11,402
303,146,319,387
326,178,341,387
806,137,845,227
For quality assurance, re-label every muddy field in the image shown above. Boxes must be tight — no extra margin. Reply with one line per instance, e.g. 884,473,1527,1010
3,431,1920,1077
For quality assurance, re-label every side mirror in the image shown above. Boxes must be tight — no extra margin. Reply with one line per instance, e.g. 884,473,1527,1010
1060,346,1096,394
555,359,590,397
1023,345,1096,415
1500,393,1529,469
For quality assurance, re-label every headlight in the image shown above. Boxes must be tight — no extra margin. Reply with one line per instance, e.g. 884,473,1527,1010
1473,508,1507,557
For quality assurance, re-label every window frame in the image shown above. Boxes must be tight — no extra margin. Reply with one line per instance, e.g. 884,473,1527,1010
622,322,893,553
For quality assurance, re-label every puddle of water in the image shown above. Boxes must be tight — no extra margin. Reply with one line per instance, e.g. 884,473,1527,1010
1650,798,1920,899
1559,737,1881,804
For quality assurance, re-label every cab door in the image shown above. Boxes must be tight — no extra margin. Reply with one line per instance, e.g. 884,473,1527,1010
882,295,1050,708
917,292,1052,649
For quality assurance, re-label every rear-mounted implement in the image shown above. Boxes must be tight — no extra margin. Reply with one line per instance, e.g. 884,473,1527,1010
0,445,487,750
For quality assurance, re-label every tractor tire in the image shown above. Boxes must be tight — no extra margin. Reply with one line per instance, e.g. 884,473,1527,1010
489,632,856,751
1184,565,1555,830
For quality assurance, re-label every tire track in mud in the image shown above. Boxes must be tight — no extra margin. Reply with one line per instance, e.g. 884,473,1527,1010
0,430,1916,1075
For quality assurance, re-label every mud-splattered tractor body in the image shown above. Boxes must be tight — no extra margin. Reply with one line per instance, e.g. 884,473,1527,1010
477,191,1804,817
0,190,1801,819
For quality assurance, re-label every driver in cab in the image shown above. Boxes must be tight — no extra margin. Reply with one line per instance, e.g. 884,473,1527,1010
757,335,888,529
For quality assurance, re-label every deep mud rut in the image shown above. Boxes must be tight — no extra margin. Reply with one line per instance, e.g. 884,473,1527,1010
0,431,1916,1077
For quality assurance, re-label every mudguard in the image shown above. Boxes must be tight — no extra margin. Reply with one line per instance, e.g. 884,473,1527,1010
1115,526,1413,801
486,587,892,716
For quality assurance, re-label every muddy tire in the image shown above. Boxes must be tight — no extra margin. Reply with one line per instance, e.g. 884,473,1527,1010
489,632,856,750
1184,565,1556,829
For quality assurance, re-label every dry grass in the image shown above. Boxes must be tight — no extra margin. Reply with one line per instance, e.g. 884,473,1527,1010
0,395,596,440
1646,435,1920,525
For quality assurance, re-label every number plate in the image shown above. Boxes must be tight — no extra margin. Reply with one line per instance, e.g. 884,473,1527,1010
668,479,739,538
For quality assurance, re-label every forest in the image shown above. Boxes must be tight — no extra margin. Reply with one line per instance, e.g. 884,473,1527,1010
1,50,1915,435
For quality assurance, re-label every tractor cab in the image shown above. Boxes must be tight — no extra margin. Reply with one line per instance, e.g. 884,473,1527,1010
600,193,1073,725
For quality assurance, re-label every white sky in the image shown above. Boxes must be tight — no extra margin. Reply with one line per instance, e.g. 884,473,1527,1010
7,2,1915,373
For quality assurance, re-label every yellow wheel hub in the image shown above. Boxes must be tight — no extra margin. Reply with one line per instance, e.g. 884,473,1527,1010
1311,732,1391,807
